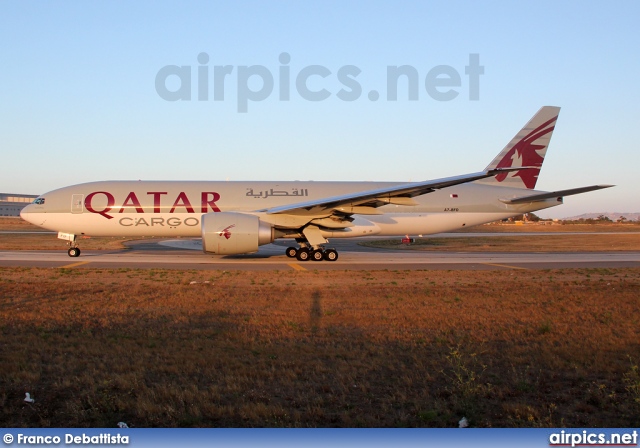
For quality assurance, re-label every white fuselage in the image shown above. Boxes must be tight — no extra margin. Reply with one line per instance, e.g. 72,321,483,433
20,180,560,239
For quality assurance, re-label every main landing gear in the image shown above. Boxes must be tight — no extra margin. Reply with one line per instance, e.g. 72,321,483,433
285,245,339,262
285,227,338,262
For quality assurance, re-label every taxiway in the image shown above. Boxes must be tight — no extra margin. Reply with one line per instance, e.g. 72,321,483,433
0,238,638,271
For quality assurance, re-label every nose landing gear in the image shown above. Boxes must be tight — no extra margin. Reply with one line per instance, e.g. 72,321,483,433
67,247,81,257
59,233,81,257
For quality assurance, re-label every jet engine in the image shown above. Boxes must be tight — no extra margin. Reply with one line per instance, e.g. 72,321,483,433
202,212,274,255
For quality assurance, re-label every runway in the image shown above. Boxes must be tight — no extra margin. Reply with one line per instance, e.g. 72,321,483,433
0,238,638,271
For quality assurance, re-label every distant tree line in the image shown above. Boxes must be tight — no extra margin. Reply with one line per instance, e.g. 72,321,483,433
558,215,638,224
501,214,638,224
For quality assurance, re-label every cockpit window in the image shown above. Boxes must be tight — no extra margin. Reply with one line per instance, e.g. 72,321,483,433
34,198,45,205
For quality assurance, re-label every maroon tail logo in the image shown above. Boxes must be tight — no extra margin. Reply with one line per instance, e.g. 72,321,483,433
495,116,557,189
218,224,235,239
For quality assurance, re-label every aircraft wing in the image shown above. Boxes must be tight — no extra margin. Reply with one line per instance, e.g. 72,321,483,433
263,168,524,216
499,185,614,204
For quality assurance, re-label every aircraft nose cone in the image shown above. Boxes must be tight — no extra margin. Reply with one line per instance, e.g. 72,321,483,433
20,203,36,223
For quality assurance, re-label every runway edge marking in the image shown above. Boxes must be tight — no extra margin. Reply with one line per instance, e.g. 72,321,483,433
288,263,307,271
61,261,92,269
481,262,529,270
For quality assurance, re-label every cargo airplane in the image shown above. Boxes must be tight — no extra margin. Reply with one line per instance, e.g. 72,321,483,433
20,106,611,261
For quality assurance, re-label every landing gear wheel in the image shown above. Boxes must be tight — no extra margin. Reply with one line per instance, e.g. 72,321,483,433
323,249,338,261
68,247,81,258
296,248,310,261
285,247,298,258
311,249,324,261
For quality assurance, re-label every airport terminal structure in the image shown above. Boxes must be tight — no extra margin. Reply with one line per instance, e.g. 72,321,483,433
0,193,38,217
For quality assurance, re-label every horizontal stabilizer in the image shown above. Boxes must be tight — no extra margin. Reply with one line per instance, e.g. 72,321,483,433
499,185,614,204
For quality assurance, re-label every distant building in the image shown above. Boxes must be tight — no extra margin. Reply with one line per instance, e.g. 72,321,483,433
0,193,39,217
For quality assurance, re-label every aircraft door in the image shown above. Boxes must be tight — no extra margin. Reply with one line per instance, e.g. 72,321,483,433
71,194,84,214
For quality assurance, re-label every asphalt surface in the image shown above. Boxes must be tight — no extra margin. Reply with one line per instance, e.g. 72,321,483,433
0,237,638,271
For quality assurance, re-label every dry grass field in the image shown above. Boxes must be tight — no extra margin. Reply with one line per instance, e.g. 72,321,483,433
0,218,129,251
0,218,45,232
0,234,129,251
362,222,640,252
454,222,640,233
362,234,640,252
1,267,639,428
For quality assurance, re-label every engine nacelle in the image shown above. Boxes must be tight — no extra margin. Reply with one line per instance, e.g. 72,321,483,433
201,212,274,255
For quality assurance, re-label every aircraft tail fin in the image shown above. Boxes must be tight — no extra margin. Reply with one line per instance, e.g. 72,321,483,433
479,106,560,190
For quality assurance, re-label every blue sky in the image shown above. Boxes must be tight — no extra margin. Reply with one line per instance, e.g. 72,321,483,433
1,1,638,217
